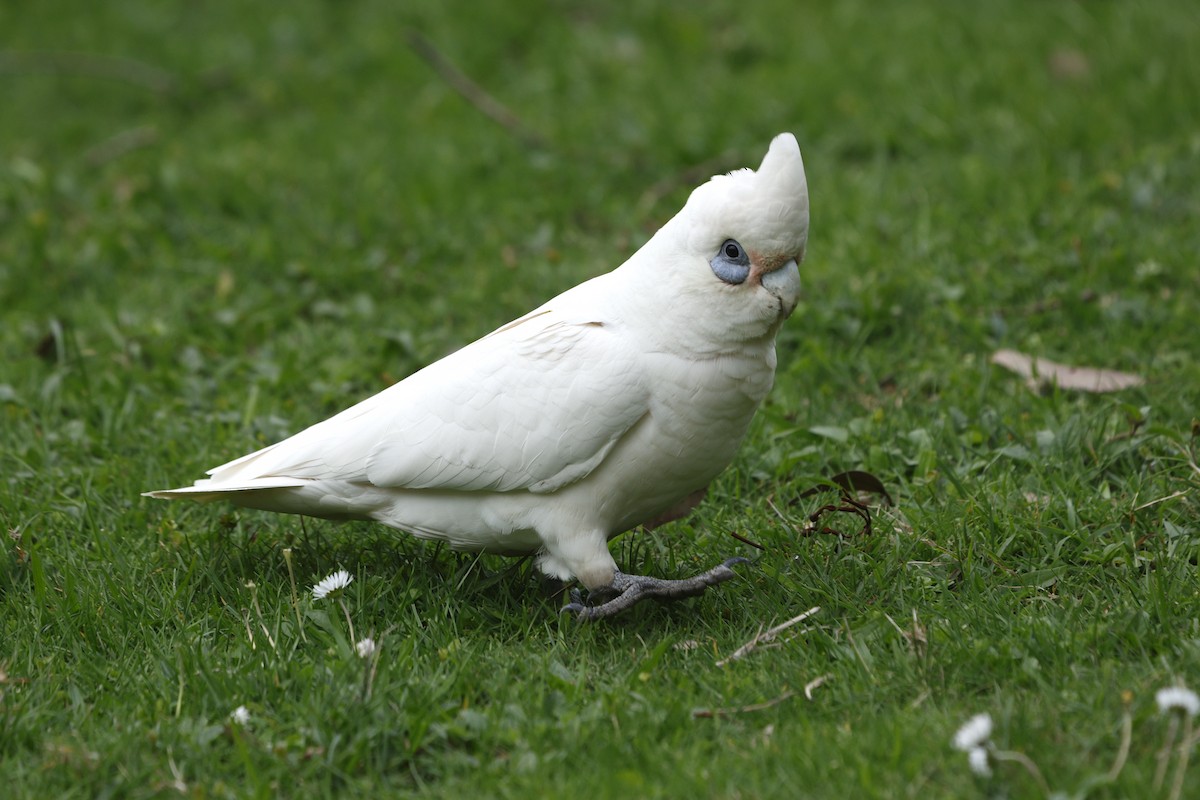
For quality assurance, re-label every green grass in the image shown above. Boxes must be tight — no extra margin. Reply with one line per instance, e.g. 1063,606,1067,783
3,0,1200,797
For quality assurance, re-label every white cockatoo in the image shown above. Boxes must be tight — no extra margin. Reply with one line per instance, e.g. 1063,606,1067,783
147,133,810,620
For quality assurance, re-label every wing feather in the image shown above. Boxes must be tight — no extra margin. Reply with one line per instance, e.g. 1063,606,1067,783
204,306,647,496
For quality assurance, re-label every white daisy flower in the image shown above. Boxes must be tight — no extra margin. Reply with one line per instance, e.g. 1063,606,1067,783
312,569,353,600
230,705,251,725
952,713,993,751
967,746,991,777
356,637,377,659
1155,686,1200,717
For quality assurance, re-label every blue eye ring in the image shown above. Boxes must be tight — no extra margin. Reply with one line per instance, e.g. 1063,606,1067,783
710,238,751,285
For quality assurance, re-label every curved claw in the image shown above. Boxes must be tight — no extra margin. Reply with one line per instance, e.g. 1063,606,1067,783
561,556,751,622
559,587,588,616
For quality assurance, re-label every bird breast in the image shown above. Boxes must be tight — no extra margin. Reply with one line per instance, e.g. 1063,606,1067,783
578,340,777,533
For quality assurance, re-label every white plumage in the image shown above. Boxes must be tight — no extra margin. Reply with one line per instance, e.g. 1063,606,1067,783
147,133,810,619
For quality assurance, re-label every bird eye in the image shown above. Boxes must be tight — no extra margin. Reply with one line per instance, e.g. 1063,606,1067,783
710,238,750,285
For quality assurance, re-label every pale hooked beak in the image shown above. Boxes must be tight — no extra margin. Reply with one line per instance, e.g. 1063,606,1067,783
761,258,801,318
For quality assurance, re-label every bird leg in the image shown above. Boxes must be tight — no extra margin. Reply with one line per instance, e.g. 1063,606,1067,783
563,557,748,621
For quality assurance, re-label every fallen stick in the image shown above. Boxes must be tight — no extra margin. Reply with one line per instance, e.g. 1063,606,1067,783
692,690,796,719
0,50,178,93
406,30,547,149
716,606,820,667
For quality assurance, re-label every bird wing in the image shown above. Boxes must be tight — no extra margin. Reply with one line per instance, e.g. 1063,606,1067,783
203,304,649,495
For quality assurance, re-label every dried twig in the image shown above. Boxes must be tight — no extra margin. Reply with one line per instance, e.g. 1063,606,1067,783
84,125,158,166
728,530,765,551
883,609,927,658
800,470,894,506
799,495,872,538
803,674,829,700
0,50,178,93
716,606,820,667
1168,440,1200,480
692,690,796,719
239,608,257,650
406,30,547,148
247,584,277,652
779,475,882,541
765,495,791,527
1132,490,1190,513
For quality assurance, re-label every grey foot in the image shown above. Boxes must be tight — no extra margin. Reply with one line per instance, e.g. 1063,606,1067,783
562,557,748,622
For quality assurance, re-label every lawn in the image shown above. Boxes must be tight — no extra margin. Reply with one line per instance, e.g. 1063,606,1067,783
2,1,1199,797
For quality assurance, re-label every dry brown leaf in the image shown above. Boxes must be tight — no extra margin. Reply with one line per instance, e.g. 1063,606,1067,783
991,349,1145,393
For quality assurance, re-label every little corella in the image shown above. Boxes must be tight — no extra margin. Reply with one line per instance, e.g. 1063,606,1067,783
148,134,810,620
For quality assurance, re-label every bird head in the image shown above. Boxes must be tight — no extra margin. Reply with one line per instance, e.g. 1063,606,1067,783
626,133,810,350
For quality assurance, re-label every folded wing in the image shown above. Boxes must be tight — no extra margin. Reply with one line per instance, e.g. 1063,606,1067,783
192,310,649,496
